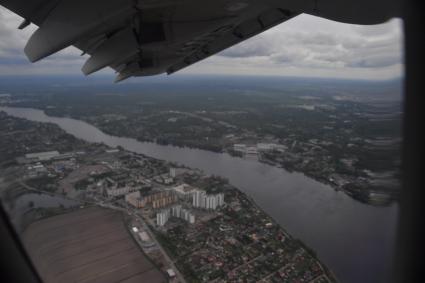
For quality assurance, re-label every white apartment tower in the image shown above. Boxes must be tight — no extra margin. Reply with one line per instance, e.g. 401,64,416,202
163,205,196,225
171,205,182,218
206,195,217,210
217,193,224,206
156,209,170,226
192,190,206,207
192,191,224,210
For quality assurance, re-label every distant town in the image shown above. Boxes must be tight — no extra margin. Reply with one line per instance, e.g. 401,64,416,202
0,77,402,205
0,112,336,282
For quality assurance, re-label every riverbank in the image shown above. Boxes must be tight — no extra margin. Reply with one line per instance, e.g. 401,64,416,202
0,111,336,282
0,106,399,283
34,106,400,207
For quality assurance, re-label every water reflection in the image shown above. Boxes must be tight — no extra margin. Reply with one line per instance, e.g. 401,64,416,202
0,106,398,283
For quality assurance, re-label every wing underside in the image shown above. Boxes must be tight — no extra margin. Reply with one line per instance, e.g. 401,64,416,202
0,0,399,82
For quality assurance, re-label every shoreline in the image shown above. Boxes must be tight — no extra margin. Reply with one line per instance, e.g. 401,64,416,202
0,106,399,283
84,124,400,207
2,147,338,282
1,104,400,207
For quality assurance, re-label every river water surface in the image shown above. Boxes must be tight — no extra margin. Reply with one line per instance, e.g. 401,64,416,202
1,106,399,283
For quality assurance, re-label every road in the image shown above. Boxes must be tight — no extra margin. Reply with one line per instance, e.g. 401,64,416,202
18,181,187,283
131,209,187,283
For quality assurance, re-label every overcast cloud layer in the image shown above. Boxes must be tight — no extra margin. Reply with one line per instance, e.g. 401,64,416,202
0,6,403,80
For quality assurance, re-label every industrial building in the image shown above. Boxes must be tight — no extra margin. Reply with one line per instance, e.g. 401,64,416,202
25,151,60,161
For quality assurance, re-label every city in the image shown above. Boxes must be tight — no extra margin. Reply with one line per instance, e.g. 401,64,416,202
0,111,336,282
1,77,402,205
0,1,408,281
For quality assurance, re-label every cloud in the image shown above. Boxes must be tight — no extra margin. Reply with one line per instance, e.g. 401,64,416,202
0,8,33,57
347,55,402,68
216,15,403,74
0,6,92,75
0,6,404,80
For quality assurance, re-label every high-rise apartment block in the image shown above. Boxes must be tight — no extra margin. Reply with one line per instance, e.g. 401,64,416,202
156,209,170,226
192,190,224,210
157,204,195,226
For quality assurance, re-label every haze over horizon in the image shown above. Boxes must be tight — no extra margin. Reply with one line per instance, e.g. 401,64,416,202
0,6,403,81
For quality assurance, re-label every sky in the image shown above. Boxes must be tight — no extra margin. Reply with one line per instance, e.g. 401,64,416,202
0,6,404,80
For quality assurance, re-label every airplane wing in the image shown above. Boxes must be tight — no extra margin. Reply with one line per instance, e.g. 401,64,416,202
0,0,400,82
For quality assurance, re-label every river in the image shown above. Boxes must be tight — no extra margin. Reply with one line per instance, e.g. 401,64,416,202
0,106,399,283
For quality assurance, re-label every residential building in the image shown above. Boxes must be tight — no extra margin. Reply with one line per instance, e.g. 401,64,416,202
171,205,182,217
192,191,224,210
125,191,146,208
206,195,217,210
105,186,138,197
192,190,206,208
156,209,170,226
233,144,246,152
128,190,178,209
170,167,190,177
157,205,195,226
172,183,196,200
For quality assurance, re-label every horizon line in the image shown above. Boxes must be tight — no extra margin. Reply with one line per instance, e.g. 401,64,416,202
0,73,403,83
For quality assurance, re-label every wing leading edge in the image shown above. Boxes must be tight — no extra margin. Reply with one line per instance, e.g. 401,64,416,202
0,0,400,82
